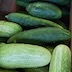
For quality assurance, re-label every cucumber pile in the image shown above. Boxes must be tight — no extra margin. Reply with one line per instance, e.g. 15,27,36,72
0,0,71,72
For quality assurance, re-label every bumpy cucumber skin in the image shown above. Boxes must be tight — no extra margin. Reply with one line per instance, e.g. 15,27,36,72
26,2,62,19
5,13,63,28
41,0,71,5
7,27,71,44
0,44,51,68
0,21,22,37
24,66,48,72
49,44,71,72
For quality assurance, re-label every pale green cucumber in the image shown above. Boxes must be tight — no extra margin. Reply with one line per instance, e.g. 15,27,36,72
49,44,71,72
5,13,63,28
0,44,51,68
0,21,22,37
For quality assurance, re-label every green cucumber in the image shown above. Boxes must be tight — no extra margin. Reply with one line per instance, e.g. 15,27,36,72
0,43,51,68
41,0,71,5
24,66,48,72
5,13,63,28
7,27,71,44
26,2,62,19
0,21,22,37
49,44,71,72
0,69,17,72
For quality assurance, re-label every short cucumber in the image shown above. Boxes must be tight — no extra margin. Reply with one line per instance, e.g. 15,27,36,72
0,44,51,68
7,27,71,44
41,0,71,5
24,66,48,72
0,21,22,37
26,2,62,19
5,13,63,28
49,44,71,72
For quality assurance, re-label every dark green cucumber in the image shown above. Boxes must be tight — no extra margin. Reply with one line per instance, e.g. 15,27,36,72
49,44,71,72
26,2,62,19
41,0,71,5
0,21,22,37
24,66,48,72
7,27,71,44
5,13,63,28
0,44,51,68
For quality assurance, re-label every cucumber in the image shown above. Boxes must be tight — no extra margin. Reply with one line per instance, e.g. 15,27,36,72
5,13,63,28
7,27,71,44
0,44,51,68
26,2,62,19
0,21,22,37
49,44,71,72
24,66,48,72
41,0,71,5
0,69,17,72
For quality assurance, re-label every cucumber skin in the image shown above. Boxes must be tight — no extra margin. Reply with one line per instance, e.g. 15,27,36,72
26,2,62,19
5,13,63,28
49,44,71,72
41,0,71,5
0,21,22,37
0,44,51,68
7,27,71,44
16,0,36,2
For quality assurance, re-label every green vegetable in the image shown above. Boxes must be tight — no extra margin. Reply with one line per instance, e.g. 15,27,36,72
5,13,63,28
0,21,22,37
0,44,51,68
7,27,71,44
49,44,71,72
26,2,62,19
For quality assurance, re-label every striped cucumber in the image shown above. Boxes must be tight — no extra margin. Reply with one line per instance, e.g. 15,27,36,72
26,2,62,19
7,27,71,44
0,44,51,68
49,44,71,72
0,21,22,37
5,13,63,28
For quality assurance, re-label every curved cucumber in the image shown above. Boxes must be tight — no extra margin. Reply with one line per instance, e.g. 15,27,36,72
41,0,71,5
24,66,48,72
5,13,63,28
26,2,62,19
0,21,22,37
0,44,51,68
49,44,71,72
7,27,71,44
